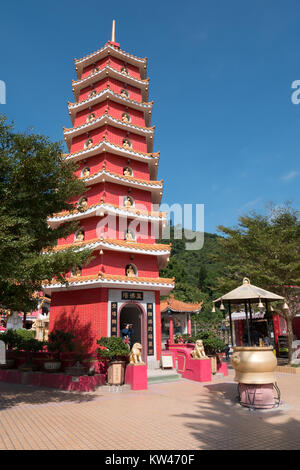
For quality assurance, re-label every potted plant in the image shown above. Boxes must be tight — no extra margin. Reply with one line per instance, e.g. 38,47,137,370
18,337,45,372
45,330,75,372
65,339,87,376
97,336,130,385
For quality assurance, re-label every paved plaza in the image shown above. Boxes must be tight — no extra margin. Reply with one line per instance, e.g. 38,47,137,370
0,368,300,450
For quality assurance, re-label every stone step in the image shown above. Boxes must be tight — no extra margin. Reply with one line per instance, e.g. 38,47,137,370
147,368,180,384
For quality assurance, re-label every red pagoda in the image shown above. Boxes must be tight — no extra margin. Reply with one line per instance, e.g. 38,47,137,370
44,22,174,366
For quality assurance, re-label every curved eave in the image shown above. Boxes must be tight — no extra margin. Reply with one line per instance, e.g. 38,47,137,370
63,141,159,179
44,239,170,269
75,44,147,81
81,170,163,204
43,275,174,296
47,203,167,228
72,66,149,102
63,114,154,152
68,89,153,127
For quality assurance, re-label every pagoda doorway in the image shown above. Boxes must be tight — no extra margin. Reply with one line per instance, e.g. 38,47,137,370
119,304,144,357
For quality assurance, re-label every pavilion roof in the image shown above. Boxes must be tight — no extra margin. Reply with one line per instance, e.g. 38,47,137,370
214,277,284,305
161,294,203,313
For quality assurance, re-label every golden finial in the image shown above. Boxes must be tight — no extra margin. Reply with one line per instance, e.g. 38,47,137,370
111,19,116,42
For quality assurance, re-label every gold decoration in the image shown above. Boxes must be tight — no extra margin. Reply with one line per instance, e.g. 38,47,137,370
129,343,144,365
191,340,208,359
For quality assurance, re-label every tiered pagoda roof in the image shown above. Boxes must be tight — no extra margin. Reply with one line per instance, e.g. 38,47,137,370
44,23,173,296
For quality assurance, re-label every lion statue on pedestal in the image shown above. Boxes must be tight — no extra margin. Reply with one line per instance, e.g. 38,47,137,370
129,343,145,365
191,339,208,359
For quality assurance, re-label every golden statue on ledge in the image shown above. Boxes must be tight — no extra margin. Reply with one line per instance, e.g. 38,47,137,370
122,139,131,150
123,167,132,176
126,264,136,277
120,89,129,99
82,167,90,178
79,197,88,210
122,113,130,124
85,139,93,149
87,113,95,123
75,230,85,242
129,343,144,365
191,340,208,359
124,196,133,208
125,230,135,242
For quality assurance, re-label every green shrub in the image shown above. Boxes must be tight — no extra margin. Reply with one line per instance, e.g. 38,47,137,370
97,337,130,361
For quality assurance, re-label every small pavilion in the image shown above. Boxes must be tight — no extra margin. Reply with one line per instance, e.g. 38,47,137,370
160,295,202,348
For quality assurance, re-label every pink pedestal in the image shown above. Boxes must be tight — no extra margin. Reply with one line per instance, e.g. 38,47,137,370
239,383,275,409
125,364,147,390
217,362,228,376
182,358,212,382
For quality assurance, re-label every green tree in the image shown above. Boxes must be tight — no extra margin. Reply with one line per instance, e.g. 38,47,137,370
0,116,93,312
215,203,300,363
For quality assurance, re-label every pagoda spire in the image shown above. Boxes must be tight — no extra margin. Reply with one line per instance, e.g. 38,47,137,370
111,19,116,43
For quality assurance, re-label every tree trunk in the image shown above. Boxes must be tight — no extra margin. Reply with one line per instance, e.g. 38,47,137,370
286,316,294,365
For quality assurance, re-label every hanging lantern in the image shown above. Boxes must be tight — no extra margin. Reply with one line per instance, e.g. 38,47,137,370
220,300,225,311
258,297,264,309
211,304,216,313
270,305,274,312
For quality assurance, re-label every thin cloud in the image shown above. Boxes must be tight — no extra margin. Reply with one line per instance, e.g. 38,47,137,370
282,171,299,181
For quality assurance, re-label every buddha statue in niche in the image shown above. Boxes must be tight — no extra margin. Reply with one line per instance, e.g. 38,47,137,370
123,167,132,177
125,230,135,242
126,264,136,277
89,90,97,98
121,66,129,75
82,167,90,178
75,230,85,242
122,139,131,150
120,89,129,99
122,113,130,124
87,113,95,123
79,197,88,210
84,138,93,149
124,196,133,208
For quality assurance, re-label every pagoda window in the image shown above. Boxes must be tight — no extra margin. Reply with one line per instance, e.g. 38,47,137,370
84,138,93,149
78,197,88,210
125,230,135,242
120,89,129,99
74,230,85,242
124,196,134,208
89,90,97,98
86,113,96,123
123,166,133,177
122,138,131,149
120,65,129,75
81,167,90,178
122,112,131,124
125,264,137,277
71,266,82,278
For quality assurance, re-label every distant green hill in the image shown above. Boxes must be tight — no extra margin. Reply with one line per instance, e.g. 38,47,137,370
159,225,225,306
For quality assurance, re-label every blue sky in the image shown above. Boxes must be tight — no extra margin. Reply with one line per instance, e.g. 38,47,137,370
1,0,300,234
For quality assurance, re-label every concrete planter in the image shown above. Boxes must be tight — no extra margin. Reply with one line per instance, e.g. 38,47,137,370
107,361,125,385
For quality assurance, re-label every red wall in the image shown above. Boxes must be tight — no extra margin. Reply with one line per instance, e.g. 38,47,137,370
49,288,108,354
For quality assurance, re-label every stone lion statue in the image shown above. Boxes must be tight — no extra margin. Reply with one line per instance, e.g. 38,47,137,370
191,339,208,359
129,343,144,365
